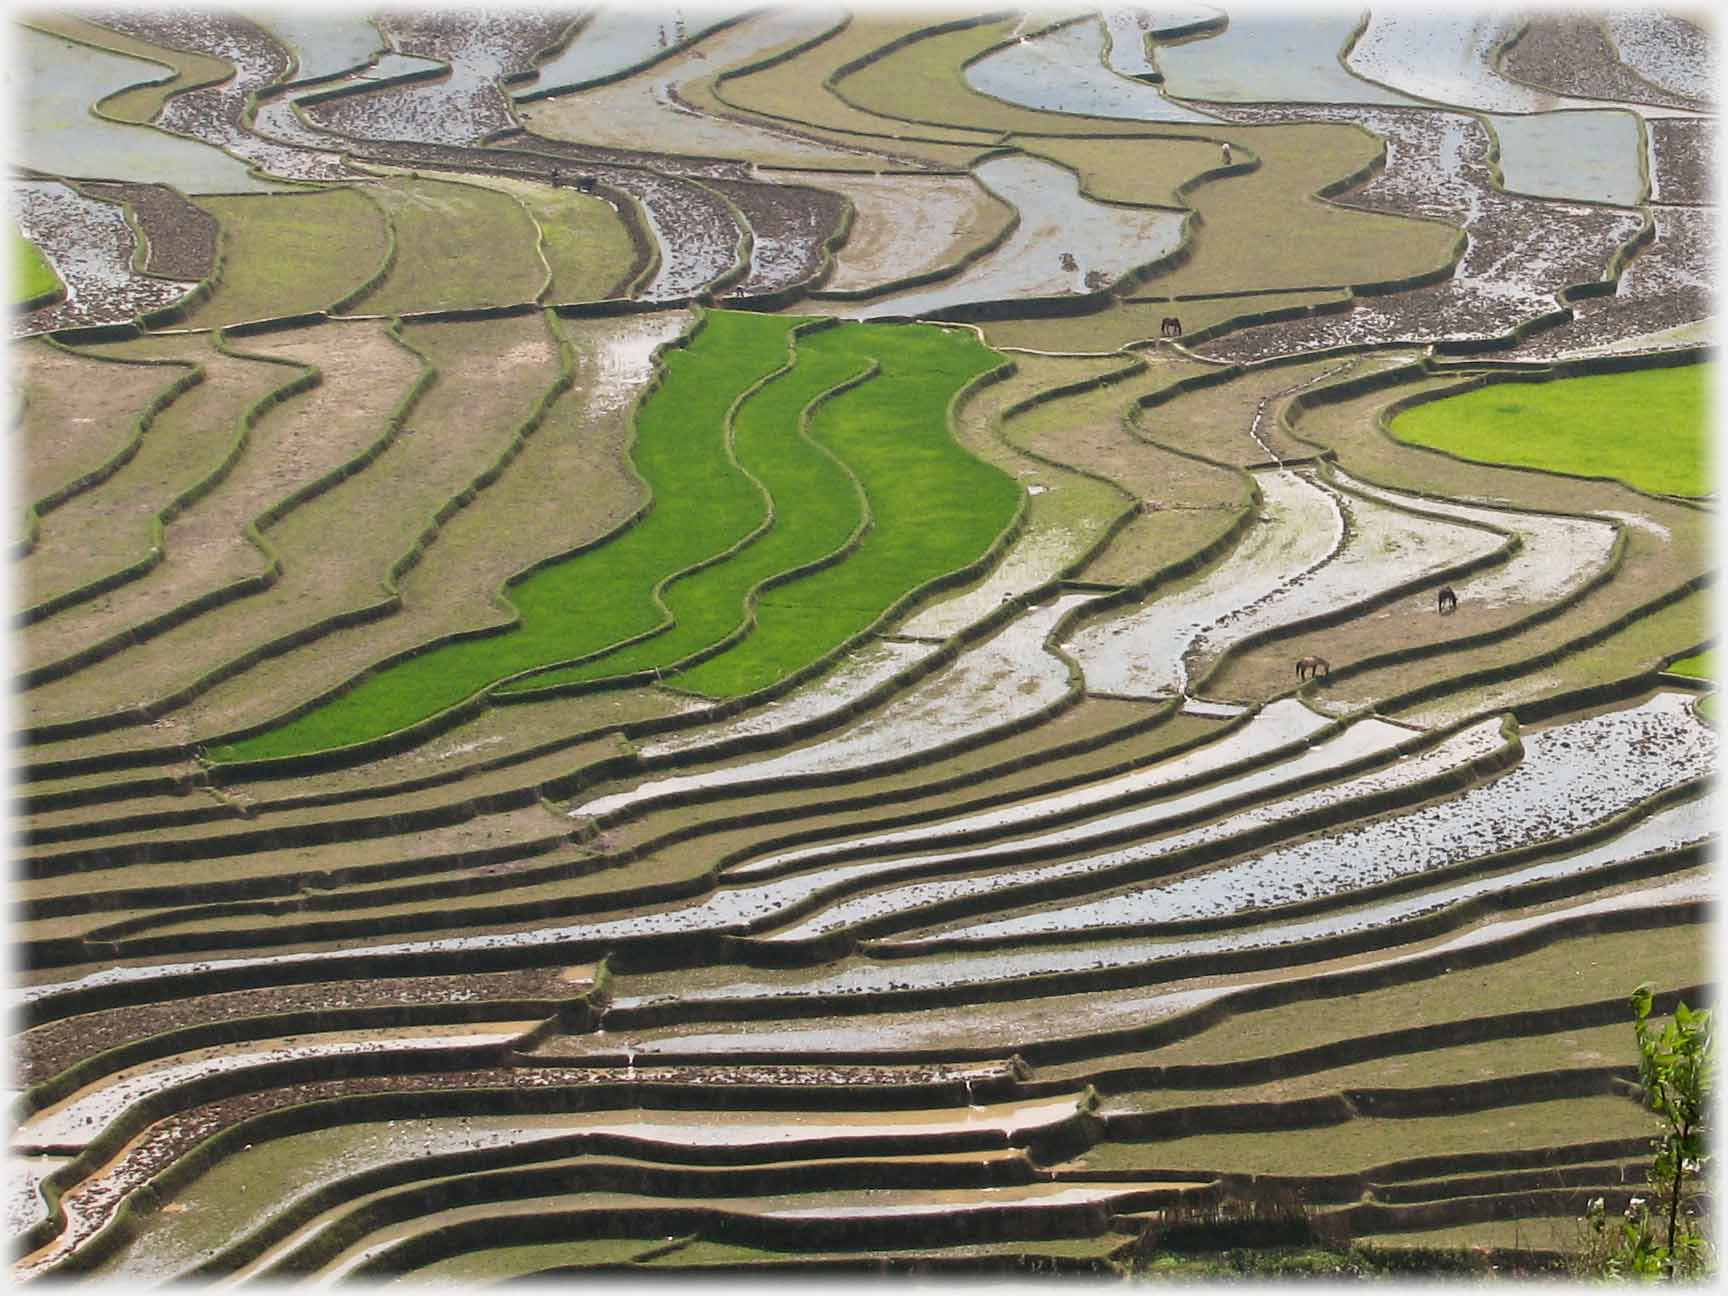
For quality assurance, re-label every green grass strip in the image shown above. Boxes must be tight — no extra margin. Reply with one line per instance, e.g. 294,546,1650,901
209,309,799,762
495,330,873,694
1666,651,1712,680
1388,363,1713,499
184,189,391,328
674,320,1019,698
355,176,547,315
14,224,61,303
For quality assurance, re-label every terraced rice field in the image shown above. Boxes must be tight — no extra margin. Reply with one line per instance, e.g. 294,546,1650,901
7,4,1716,1283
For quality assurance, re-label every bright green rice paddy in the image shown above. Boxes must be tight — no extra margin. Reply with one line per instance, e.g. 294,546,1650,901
207,313,1018,763
14,226,61,302
1666,651,1713,679
1388,363,1712,498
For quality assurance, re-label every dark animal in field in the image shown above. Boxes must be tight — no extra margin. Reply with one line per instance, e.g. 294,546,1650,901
1296,654,1330,680
1437,585,1458,614
1161,315,1183,337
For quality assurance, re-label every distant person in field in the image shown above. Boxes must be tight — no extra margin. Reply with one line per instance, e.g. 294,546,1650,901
1221,142,1232,164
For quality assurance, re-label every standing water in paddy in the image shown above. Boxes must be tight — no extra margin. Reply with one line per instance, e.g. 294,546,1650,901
1063,467,1342,699
964,17,1222,122
828,154,1186,320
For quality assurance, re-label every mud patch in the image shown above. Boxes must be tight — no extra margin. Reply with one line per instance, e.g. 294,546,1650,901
708,176,849,300
920,786,1714,951
812,171,1012,296
1347,10,1699,118
1064,467,1340,698
827,154,1185,320
1496,206,1710,361
73,181,217,282
12,181,199,336
1599,11,1713,105
15,1023,538,1150
973,693,1713,936
1501,11,1708,114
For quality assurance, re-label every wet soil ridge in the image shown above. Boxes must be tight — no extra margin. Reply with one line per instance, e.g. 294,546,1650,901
8,3,1715,1282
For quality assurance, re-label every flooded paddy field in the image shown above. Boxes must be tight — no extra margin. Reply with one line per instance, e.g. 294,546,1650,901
965,17,1223,124
518,8,864,169
1488,109,1645,207
12,181,201,335
254,13,383,87
1154,10,1418,108
806,171,1016,297
14,24,293,195
87,9,359,185
823,154,1186,320
9,3,1713,1283
919,693,1712,942
1062,467,1343,699
515,7,756,100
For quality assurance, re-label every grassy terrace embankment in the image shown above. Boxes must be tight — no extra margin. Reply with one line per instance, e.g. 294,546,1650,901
423,171,638,304
17,334,303,621
19,320,424,686
201,310,793,761
14,340,192,549
207,313,1018,762
354,176,549,314
182,190,391,327
709,13,1001,167
17,317,572,740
